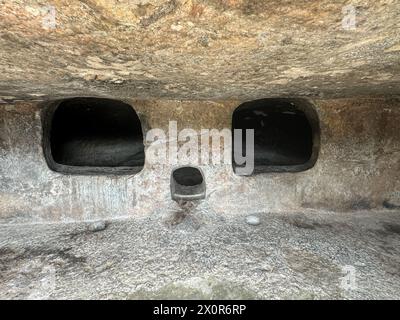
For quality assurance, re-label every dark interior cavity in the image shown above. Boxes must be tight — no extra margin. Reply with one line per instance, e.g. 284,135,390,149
172,167,204,186
45,98,144,174
232,99,319,174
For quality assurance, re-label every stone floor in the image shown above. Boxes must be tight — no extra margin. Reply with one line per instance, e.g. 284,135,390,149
0,208,399,300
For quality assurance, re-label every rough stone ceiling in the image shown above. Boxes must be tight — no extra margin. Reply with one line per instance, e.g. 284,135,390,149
0,0,399,101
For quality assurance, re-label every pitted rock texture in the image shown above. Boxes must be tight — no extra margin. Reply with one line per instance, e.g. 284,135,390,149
1,210,400,299
0,0,399,102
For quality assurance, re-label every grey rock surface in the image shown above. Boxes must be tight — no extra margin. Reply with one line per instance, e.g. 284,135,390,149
0,210,399,299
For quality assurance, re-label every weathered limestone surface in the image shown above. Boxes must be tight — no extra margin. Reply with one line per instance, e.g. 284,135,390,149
1,210,400,299
1,98,399,224
0,0,399,101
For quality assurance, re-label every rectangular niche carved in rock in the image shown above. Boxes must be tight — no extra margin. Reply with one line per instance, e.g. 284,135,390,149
42,97,145,175
232,98,320,174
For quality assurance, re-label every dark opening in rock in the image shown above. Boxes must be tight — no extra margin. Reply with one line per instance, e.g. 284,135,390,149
171,166,206,201
173,167,204,186
43,98,145,175
232,98,320,174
